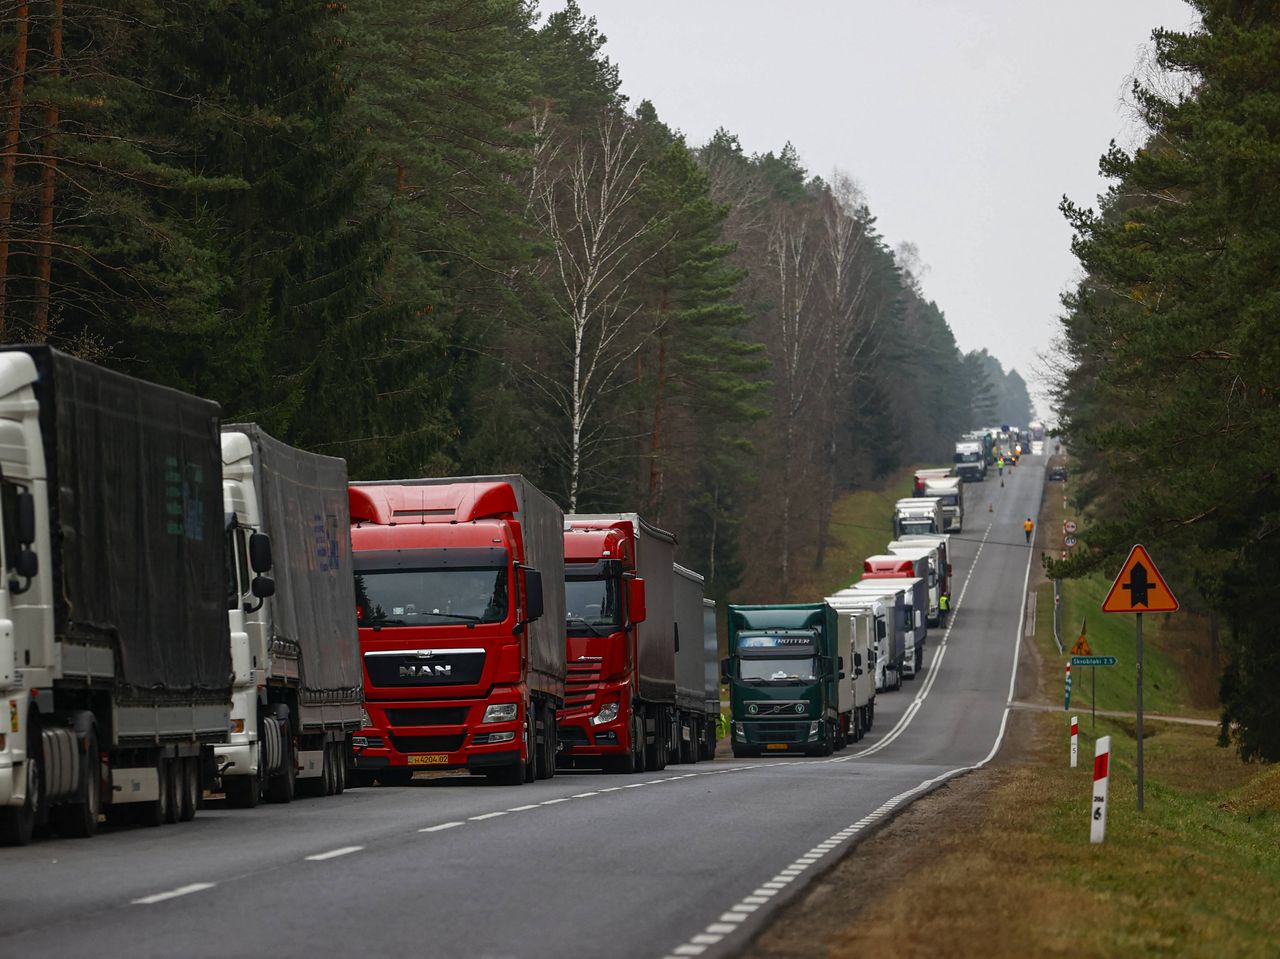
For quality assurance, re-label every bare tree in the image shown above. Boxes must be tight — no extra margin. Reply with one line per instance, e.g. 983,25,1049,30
525,111,670,510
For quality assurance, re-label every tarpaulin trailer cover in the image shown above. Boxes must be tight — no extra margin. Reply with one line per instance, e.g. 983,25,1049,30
224,424,361,703
12,345,231,702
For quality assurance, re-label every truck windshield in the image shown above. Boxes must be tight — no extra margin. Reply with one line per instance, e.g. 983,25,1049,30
738,657,818,683
355,567,507,627
954,451,980,463
565,576,622,631
900,520,935,536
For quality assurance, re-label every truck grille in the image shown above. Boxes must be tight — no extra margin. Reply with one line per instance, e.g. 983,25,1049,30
364,649,485,688
744,700,809,718
747,721,810,744
389,733,466,753
565,662,602,709
386,707,469,727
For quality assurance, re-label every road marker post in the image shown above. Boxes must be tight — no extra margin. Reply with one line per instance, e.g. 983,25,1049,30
1101,544,1178,812
1091,736,1110,843
1063,662,1071,710
1070,715,1078,768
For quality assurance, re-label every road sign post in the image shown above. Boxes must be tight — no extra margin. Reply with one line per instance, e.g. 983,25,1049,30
1091,735,1111,844
1101,544,1178,814
1070,715,1078,768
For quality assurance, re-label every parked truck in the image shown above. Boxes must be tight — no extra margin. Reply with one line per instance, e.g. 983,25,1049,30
702,599,719,761
348,476,565,786
893,497,945,538
953,440,986,482
888,535,953,623
848,576,927,677
834,589,905,691
672,564,711,764
217,425,363,806
0,346,231,845
911,467,952,497
924,476,963,532
723,604,844,757
864,553,937,626
822,592,878,737
559,514,673,774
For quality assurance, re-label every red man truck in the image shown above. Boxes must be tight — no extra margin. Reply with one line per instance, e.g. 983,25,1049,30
348,476,565,786
559,514,677,774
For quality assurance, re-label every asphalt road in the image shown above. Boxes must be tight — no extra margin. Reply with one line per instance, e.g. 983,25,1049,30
0,458,1044,959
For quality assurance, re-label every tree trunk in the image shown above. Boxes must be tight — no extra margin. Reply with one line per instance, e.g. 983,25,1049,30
0,0,32,337
32,0,62,340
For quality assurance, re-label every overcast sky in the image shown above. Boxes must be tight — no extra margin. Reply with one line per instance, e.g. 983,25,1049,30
542,0,1196,416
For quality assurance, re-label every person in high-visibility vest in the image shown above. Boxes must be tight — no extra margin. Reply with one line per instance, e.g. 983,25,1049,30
1023,517,1034,544
939,592,950,619
997,456,1005,476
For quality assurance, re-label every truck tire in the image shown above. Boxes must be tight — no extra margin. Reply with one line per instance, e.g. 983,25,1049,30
0,718,42,846
522,707,536,783
265,711,296,804
178,757,199,822
535,706,556,781
52,726,100,839
138,756,171,827
334,744,347,794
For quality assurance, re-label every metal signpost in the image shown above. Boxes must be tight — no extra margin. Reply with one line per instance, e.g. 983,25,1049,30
1101,544,1178,812
1070,655,1117,732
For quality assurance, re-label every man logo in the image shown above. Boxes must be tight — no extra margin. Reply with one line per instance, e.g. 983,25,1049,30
400,663,452,679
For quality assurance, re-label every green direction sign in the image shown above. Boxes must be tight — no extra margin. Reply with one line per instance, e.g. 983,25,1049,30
1071,655,1118,668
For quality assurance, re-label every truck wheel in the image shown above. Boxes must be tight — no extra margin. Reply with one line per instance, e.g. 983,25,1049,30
138,756,171,827
164,757,183,824
178,757,199,822
522,707,537,783
266,732,296,804
52,726,100,838
333,745,347,794
1,719,42,846
536,707,556,781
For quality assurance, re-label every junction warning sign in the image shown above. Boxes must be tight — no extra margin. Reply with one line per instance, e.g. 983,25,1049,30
1101,544,1178,613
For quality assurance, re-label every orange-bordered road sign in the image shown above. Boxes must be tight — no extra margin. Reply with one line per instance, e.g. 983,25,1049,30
1101,544,1178,613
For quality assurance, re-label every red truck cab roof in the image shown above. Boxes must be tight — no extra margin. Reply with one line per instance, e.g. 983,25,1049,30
349,481,522,553
863,556,918,577
563,520,636,567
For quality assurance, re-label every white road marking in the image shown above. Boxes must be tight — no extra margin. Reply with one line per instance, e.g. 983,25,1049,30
469,811,508,821
507,804,540,812
304,846,364,861
131,883,216,905
419,821,464,833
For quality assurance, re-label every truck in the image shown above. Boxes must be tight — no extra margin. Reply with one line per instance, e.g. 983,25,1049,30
911,467,952,497
822,592,878,737
848,576,928,678
923,475,964,532
864,553,937,626
953,440,986,482
559,514,673,774
833,589,905,691
893,497,945,538
723,604,844,757
217,424,363,806
702,599,719,761
672,564,711,764
888,535,953,622
0,346,230,845
348,476,565,786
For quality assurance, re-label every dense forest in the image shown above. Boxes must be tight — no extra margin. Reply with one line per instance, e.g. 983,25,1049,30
1053,1,1278,759
0,0,1032,602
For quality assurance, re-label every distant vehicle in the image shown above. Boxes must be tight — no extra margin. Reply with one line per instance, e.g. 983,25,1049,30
893,497,945,538
889,534,953,623
953,441,986,482
912,467,952,496
1030,422,1045,442
1049,466,1068,481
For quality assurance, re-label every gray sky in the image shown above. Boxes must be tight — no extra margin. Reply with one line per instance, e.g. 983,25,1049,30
542,0,1196,416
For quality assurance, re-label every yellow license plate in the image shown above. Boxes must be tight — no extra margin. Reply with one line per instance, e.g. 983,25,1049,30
407,754,450,766
766,743,789,751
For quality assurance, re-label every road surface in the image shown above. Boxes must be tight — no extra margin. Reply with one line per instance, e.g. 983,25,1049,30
0,458,1044,959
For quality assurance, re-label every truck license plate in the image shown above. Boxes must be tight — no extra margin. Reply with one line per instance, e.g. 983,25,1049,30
407,754,449,766
766,743,789,751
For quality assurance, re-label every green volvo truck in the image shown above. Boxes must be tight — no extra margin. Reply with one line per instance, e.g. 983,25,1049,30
722,604,842,757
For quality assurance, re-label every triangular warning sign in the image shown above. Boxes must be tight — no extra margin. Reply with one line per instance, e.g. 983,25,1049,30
1102,544,1179,613
1070,619,1091,656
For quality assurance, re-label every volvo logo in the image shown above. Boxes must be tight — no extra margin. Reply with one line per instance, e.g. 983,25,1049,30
399,664,452,678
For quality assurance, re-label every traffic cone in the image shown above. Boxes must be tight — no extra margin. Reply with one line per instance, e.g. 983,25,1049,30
988,503,993,513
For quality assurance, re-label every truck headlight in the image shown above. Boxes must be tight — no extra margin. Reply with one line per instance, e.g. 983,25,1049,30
808,721,820,740
733,721,744,741
590,702,619,726
482,703,519,724
360,707,373,728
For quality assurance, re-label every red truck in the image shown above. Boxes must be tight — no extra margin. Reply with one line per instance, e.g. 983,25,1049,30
559,514,680,773
348,476,565,786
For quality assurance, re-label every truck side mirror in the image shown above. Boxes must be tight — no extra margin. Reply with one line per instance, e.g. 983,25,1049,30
720,658,730,684
627,576,647,626
523,568,544,622
16,490,35,545
249,531,273,574
838,655,844,671
854,651,862,668
15,549,37,580
251,574,275,599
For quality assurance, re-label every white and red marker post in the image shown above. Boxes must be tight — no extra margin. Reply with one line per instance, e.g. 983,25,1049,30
1070,715,1078,768
1090,735,1111,844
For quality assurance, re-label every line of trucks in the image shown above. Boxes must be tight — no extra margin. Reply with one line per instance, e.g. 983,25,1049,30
952,424,1035,483
0,346,721,846
720,506,955,757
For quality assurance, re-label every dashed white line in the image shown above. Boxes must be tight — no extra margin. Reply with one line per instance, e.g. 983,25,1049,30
508,803,540,812
304,845,364,861
131,882,216,905
419,821,464,833
469,811,508,821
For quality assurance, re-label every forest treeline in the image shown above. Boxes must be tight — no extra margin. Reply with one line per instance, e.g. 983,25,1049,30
1054,1,1278,759
0,0,1031,602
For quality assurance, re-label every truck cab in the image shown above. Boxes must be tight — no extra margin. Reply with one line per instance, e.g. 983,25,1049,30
953,441,986,482
893,497,945,538
923,476,963,531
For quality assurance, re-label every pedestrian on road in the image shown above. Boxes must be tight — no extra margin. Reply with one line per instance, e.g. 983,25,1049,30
1023,517,1034,544
939,593,950,619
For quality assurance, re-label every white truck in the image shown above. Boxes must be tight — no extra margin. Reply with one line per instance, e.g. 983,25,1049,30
823,591,879,736
850,576,927,678
841,581,914,683
218,425,364,806
0,347,231,845
953,440,986,482
923,476,963,532
893,497,945,538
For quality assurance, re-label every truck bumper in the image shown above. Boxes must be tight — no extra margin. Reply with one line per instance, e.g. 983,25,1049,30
354,695,525,772
732,719,821,754
556,682,630,759
214,741,258,778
